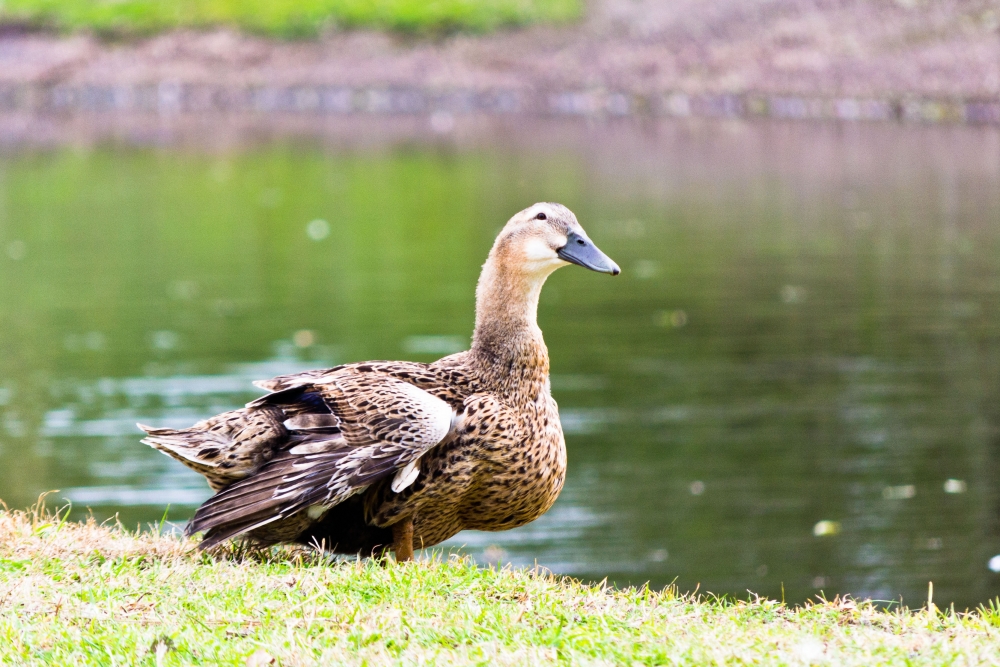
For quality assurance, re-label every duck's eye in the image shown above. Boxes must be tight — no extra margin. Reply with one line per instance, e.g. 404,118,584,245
535,212,547,220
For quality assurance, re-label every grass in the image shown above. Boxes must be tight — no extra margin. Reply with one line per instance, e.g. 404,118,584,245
0,0,580,36
1,505,1000,666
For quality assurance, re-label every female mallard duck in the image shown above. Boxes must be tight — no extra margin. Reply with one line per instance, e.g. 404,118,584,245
138,202,619,560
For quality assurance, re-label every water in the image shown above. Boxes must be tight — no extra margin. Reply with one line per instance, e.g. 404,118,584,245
2,120,1000,609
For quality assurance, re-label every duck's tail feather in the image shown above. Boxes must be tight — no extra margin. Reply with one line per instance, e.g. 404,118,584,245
138,406,290,491
138,423,231,479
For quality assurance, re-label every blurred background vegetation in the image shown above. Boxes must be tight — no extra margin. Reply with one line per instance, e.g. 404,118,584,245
0,0,580,35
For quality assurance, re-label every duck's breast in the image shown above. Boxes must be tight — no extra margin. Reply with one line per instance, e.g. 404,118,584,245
458,388,567,531
364,388,567,544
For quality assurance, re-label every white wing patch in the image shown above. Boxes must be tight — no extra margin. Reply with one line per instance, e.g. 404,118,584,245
392,380,454,446
391,459,421,493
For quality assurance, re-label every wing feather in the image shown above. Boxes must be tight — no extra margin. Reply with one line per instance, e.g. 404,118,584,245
187,372,456,547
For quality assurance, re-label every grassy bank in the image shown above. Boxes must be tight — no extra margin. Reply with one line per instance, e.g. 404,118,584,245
1,507,999,666
0,0,579,36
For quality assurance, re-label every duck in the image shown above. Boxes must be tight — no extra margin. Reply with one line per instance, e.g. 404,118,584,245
138,202,620,561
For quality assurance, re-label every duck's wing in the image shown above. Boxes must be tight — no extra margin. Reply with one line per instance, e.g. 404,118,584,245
187,373,457,548
316,373,456,486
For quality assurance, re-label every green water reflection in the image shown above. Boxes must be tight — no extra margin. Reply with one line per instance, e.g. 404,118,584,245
2,122,1000,608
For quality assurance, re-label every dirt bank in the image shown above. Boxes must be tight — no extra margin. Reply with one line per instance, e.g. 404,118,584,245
1,0,999,137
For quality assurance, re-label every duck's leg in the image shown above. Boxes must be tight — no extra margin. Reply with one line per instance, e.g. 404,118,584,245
392,517,414,562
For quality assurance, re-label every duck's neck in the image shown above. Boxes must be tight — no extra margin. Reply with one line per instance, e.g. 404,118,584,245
470,255,552,394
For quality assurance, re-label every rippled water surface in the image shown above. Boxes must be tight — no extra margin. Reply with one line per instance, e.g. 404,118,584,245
3,121,1000,608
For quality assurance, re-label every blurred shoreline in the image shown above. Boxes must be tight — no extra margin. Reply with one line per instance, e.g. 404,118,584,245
2,0,1000,142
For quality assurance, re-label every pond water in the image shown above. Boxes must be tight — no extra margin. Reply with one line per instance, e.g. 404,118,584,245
2,120,1000,609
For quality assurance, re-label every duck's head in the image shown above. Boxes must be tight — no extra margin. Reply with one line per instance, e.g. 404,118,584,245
492,202,620,279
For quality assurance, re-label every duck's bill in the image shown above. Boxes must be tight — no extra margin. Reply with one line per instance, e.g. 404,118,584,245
557,232,621,275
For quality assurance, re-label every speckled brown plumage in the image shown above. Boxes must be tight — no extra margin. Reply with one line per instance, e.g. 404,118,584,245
138,202,619,558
